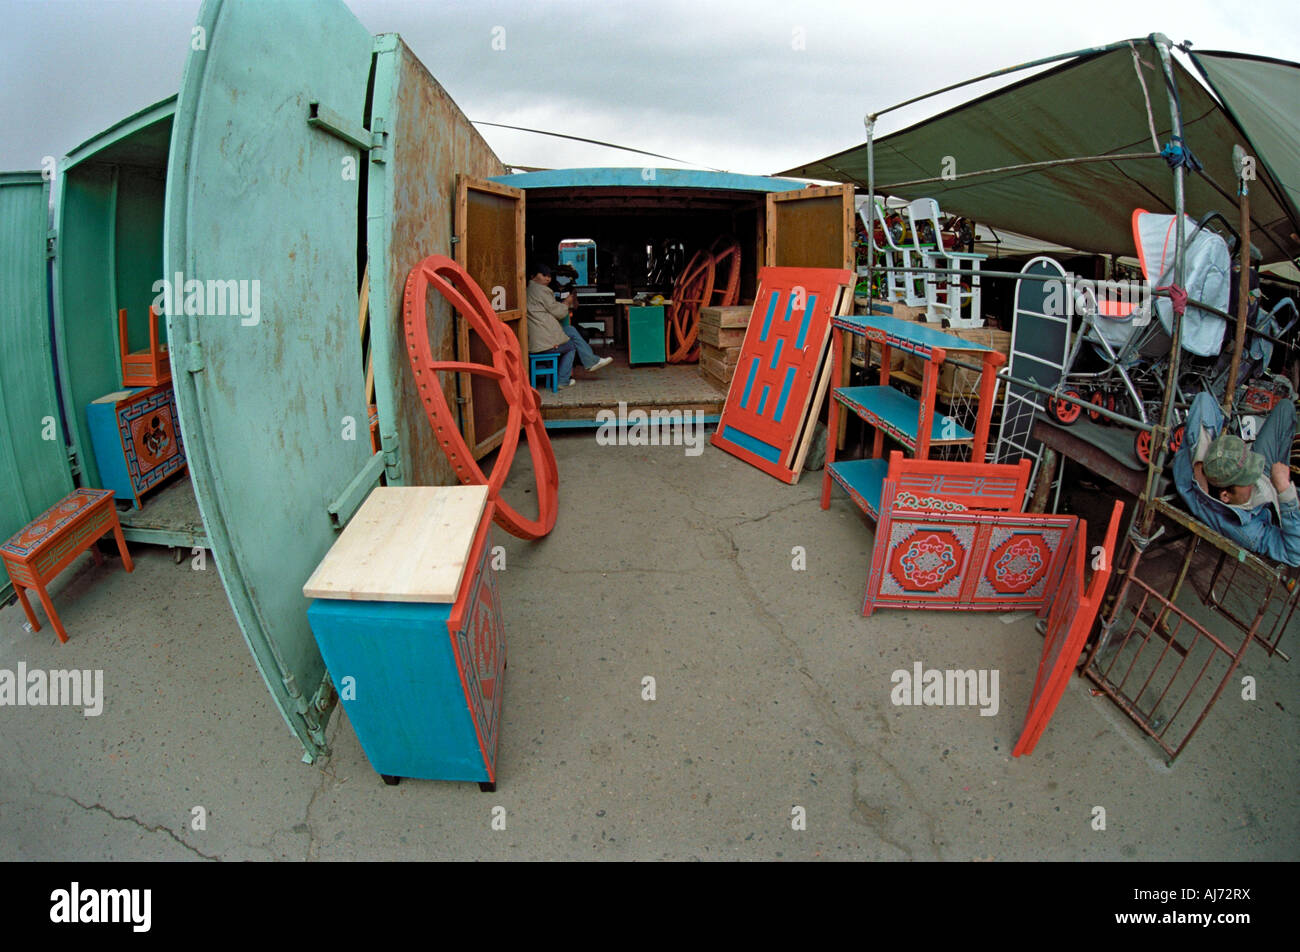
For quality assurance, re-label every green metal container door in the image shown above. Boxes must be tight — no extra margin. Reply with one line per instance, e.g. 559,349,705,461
165,0,379,760
0,174,75,599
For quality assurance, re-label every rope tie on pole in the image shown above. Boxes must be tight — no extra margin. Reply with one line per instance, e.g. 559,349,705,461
1160,136,1202,173
1127,523,1165,552
1156,284,1188,316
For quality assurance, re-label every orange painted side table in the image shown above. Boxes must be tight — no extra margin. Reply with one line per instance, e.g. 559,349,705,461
1,489,133,643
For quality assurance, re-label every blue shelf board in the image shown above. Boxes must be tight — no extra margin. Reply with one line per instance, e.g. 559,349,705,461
834,385,973,444
833,313,994,357
828,458,889,518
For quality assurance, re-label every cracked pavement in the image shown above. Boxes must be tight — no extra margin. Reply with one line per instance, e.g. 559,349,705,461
1,430,1296,860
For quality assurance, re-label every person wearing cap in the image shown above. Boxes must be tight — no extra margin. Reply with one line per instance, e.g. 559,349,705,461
1173,390,1300,565
526,263,612,387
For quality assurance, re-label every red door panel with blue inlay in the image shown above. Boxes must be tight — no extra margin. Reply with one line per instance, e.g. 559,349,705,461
711,266,852,483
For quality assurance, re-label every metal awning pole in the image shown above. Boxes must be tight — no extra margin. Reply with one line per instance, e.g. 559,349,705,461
873,39,1138,120
1224,144,1252,415
865,113,876,315
1139,33,1187,537
877,151,1163,191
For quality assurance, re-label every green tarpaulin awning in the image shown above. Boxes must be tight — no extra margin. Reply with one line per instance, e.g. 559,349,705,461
779,38,1300,265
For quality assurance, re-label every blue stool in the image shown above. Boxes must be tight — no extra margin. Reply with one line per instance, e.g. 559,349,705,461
529,353,559,392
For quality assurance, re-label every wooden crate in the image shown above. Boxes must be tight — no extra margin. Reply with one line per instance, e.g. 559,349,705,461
699,340,739,385
699,305,751,329
699,323,746,348
700,340,739,368
867,300,929,322
700,354,736,381
902,327,1011,397
860,306,922,370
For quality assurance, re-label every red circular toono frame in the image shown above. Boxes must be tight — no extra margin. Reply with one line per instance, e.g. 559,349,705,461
403,254,558,540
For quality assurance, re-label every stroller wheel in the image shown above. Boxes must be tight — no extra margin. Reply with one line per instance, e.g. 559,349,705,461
1135,430,1152,465
1087,391,1112,423
1051,388,1084,426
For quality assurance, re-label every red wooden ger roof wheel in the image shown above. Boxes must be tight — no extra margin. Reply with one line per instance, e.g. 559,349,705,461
666,235,742,363
403,254,559,540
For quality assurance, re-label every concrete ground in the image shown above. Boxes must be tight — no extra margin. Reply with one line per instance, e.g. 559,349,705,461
1,429,1296,861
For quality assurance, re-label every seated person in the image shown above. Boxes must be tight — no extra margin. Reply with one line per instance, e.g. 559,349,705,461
1173,390,1300,565
526,263,612,386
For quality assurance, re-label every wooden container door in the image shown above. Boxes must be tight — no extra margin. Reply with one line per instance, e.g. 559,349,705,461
765,183,855,271
454,175,526,459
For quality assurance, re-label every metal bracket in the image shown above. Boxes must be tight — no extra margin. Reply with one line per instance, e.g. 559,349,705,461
382,441,403,483
326,450,385,529
307,100,383,155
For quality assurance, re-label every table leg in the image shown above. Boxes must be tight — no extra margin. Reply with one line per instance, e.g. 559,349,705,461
821,327,842,510
32,583,68,644
13,585,41,631
109,518,134,573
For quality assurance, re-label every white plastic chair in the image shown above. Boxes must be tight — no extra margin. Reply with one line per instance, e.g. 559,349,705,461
860,201,927,307
906,197,985,327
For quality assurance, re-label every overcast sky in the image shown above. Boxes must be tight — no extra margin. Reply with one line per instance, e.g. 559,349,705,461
2,0,1297,175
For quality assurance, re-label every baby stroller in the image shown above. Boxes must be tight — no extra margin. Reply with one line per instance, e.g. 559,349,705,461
1047,208,1297,464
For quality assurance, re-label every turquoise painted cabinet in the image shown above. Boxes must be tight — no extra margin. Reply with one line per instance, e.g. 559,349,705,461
628,305,667,365
85,385,187,508
303,486,506,789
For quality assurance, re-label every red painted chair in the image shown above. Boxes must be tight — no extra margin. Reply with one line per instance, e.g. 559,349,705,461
119,306,171,387
1,489,133,643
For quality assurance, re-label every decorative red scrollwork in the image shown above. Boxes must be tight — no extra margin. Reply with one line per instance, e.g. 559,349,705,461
403,254,558,540
666,235,742,364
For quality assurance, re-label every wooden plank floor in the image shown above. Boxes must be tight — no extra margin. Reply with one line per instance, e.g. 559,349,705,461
116,474,203,532
539,352,728,423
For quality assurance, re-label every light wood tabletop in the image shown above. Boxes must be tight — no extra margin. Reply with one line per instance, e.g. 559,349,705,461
303,485,489,603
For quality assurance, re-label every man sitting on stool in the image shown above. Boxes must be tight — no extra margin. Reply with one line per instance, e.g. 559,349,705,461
526,263,612,387
1174,389,1300,565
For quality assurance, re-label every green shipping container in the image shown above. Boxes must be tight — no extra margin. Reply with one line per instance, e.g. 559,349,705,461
0,173,76,600
4,0,515,763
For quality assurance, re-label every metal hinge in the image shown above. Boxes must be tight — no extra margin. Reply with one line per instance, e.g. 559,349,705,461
369,116,388,165
283,671,330,758
382,441,403,482
46,230,56,259
184,340,204,373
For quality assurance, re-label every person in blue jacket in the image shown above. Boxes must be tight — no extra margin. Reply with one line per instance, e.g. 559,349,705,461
1173,390,1300,565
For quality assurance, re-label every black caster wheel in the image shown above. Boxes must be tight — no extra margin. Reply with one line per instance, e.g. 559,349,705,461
381,774,401,786
172,546,186,564
478,781,496,793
